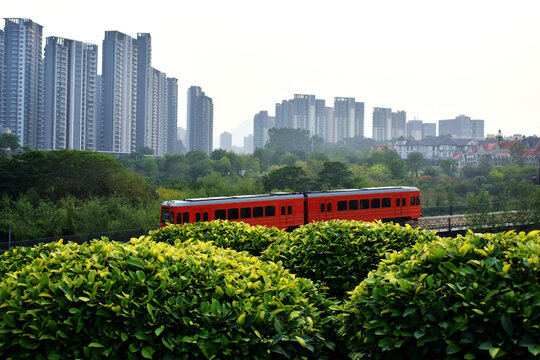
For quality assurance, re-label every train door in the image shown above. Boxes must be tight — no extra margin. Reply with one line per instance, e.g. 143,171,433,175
396,196,403,219
319,201,328,221
194,208,210,223
279,202,294,227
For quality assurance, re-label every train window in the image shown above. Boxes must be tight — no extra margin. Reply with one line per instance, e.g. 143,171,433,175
228,208,239,220
396,199,400,207
183,212,189,224
411,196,416,206
288,206,292,215
382,198,391,208
349,200,359,210
253,206,263,218
416,196,420,205
371,198,381,208
265,206,275,217
327,203,332,212
360,199,369,209
215,209,226,220
337,200,347,211
161,211,170,223
321,203,325,212
402,198,406,206
196,213,201,222
203,212,208,221
241,207,251,219
281,206,286,215
177,212,182,223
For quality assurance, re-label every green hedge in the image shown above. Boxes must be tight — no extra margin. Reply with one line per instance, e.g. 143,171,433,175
339,230,540,359
261,220,438,299
149,220,286,256
0,237,334,359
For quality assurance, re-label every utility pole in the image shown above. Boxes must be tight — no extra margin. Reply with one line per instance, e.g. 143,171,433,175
5,221,11,249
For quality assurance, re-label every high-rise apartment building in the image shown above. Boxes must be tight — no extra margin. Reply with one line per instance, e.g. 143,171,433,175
151,68,167,156
187,86,213,155
391,110,406,139
333,97,364,143
315,99,327,141
43,37,98,150
220,131,232,151
406,120,423,140
275,100,293,129
253,110,274,150
422,123,436,138
372,107,392,142
0,30,5,125
1,19,44,148
292,94,316,134
166,77,178,154
439,115,477,139
135,33,152,152
471,119,484,140
101,31,137,153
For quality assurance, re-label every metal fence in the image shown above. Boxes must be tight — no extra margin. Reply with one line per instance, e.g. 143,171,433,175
0,228,155,251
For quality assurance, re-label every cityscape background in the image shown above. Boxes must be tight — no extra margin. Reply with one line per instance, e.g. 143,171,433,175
1,0,539,156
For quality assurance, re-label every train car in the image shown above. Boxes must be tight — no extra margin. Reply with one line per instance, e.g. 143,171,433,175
160,186,421,230
160,193,305,230
305,186,421,224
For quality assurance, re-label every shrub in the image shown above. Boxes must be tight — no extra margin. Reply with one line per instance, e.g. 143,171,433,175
149,220,286,256
261,220,438,299
0,237,335,359
339,230,540,359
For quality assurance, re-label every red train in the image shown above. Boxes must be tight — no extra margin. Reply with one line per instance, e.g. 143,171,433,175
160,186,421,230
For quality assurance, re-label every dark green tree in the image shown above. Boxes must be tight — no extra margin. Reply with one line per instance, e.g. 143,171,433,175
262,165,309,192
316,161,353,189
406,151,426,178
440,158,458,178
264,128,311,153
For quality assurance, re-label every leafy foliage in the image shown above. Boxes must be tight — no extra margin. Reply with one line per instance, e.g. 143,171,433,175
339,230,540,359
0,237,335,359
262,220,439,299
149,220,286,256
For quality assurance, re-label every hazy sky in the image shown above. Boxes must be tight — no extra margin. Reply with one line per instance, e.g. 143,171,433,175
3,0,540,145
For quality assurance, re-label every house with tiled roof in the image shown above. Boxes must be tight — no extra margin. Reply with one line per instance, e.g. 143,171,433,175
394,136,478,165
477,133,540,166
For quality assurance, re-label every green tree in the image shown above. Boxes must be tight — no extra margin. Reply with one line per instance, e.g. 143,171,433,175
0,133,20,152
262,165,309,192
264,128,311,153
316,161,353,189
406,151,426,177
439,158,458,178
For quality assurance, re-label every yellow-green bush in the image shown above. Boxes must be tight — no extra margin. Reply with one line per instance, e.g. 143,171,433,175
261,220,438,299
339,230,540,359
149,220,286,256
0,237,334,359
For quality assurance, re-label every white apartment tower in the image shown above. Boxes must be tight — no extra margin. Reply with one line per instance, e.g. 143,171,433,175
101,31,137,153
1,18,44,148
44,37,98,150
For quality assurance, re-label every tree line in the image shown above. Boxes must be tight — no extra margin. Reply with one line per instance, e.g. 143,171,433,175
1,129,538,241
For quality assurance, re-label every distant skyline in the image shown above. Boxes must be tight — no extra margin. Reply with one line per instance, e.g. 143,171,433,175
3,0,540,146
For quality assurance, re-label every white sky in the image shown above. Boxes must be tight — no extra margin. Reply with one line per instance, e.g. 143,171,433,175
3,0,540,145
